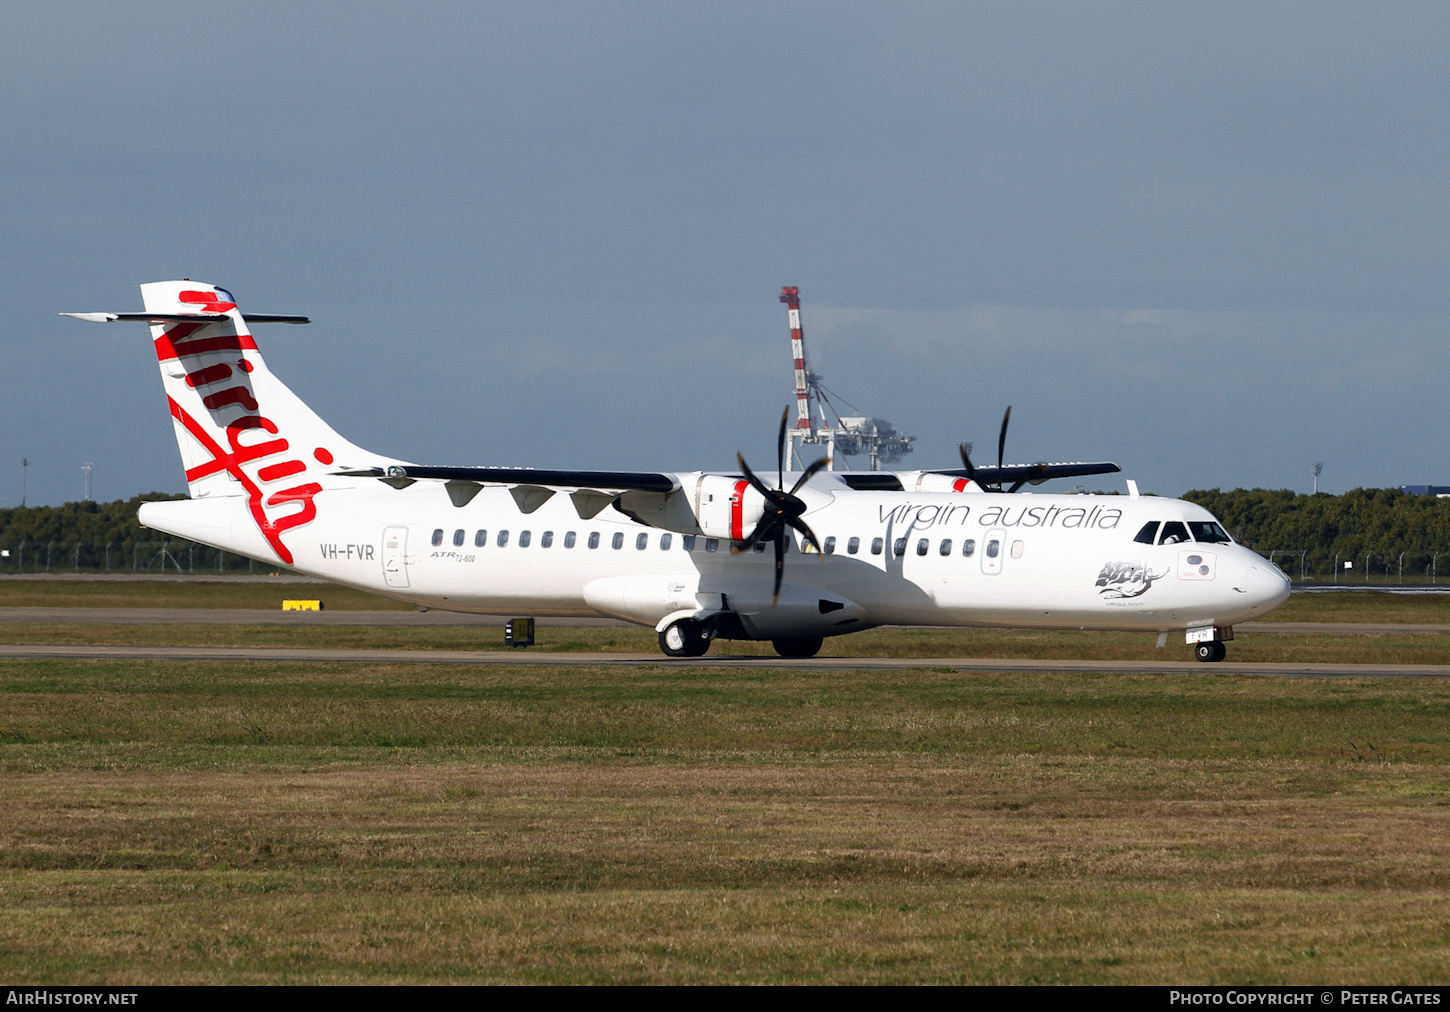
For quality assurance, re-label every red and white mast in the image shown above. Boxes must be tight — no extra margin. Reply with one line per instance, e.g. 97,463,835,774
780,286,814,432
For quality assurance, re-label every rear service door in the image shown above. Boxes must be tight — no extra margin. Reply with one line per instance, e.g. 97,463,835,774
981,529,1005,574
383,526,409,588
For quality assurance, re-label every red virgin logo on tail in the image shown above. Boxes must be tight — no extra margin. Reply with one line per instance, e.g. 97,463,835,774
169,397,320,566
160,319,322,566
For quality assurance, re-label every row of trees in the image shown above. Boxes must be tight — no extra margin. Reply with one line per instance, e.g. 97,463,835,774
5,488,1450,580
0,494,266,573
1183,487,1450,581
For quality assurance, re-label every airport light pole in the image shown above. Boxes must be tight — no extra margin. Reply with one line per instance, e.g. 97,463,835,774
82,462,93,502
20,458,28,508
1311,461,1324,494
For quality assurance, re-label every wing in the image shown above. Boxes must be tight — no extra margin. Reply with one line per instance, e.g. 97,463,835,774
931,460,1121,486
335,465,677,494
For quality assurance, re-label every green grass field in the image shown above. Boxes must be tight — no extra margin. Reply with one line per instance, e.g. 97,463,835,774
3,583,1449,982
2,659,1449,983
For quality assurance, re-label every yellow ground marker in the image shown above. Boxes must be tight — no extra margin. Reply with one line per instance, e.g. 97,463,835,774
282,600,323,611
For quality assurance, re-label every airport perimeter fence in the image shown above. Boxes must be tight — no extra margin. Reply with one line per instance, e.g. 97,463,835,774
0,539,267,574
1259,548,1449,584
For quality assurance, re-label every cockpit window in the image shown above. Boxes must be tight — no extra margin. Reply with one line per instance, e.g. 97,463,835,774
1133,521,1160,545
1158,521,1190,545
1189,521,1232,544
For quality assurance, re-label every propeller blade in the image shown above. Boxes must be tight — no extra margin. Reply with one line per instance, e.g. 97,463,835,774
996,406,1011,481
772,526,786,604
736,452,776,500
789,454,831,495
776,406,789,492
958,443,977,482
788,516,823,556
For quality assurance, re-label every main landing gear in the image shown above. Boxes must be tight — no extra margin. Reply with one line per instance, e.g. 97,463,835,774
772,637,823,658
658,618,712,657
657,619,825,660
1194,641,1227,663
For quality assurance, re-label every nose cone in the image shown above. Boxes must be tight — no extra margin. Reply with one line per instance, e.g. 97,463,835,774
1243,560,1292,615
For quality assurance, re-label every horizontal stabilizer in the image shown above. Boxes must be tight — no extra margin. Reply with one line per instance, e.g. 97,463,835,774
339,465,677,494
61,312,309,324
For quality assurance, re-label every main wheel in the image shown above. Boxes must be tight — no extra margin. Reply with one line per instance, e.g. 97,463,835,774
772,636,824,658
659,619,711,657
1194,641,1226,663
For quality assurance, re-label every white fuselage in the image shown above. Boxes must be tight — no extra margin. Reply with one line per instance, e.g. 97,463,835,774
139,476,1291,640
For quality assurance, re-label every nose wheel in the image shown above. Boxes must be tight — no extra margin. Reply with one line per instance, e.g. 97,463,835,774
1194,641,1227,663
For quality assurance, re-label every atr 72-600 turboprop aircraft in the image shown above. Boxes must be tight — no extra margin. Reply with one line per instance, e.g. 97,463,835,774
65,281,1290,661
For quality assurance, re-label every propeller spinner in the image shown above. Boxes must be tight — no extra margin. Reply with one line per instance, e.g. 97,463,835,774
734,407,829,604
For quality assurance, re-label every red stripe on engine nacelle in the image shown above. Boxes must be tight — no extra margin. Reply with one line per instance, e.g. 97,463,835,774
730,479,748,541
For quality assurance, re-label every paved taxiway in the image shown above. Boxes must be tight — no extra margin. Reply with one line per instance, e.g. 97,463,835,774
2,642,1446,679
0,608,1443,636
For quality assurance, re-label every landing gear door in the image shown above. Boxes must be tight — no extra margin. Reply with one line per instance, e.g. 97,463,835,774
383,526,409,588
981,529,1004,575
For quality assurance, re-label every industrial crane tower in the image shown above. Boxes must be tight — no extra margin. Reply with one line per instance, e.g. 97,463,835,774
780,286,915,471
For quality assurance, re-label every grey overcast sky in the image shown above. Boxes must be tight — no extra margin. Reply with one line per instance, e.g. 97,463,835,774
3,1,1448,505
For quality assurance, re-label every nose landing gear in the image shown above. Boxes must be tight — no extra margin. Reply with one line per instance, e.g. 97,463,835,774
1194,640,1227,663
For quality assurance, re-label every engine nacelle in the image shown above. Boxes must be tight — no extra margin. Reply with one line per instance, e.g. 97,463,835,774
692,473,766,541
903,470,983,493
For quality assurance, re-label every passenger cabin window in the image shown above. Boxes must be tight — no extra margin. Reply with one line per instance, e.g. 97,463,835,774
1189,521,1232,544
939,539,952,556
871,537,884,555
847,536,860,555
824,536,836,554
541,531,554,548
518,530,531,548
474,530,487,548
1133,521,1160,545
564,532,576,548
1159,521,1191,545
636,533,648,550
453,529,465,547
431,529,444,547
660,533,672,550
962,539,976,557
587,532,600,549
893,537,907,557
683,535,696,551
1011,540,1024,559
497,530,509,547
612,533,624,549
986,539,1000,558
706,538,718,552
916,538,929,556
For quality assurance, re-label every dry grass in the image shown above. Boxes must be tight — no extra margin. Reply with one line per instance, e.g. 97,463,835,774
1,660,1449,982
3,760,1448,984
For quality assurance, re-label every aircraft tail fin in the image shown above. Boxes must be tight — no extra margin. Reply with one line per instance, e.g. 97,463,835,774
69,281,403,564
